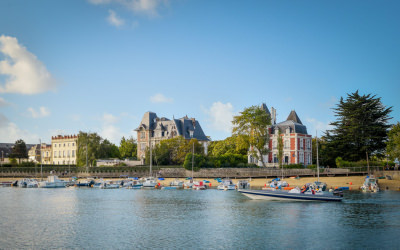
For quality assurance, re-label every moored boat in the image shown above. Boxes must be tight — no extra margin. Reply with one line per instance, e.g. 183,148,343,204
238,187,343,202
142,177,157,188
217,179,236,190
361,175,379,192
18,178,39,188
38,175,66,188
169,178,184,188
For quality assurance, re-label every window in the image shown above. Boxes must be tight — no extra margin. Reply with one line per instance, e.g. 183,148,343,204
273,154,278,163
273,140,277,149
141,143,146,151
68,143,70,147
64,143,65,147
54,144,57,147
63,151,65,157
162,131,165,137
284,140,289,149
72,150,75,157
300,139,303,149
59,144,61,147
72,143,75,146
140,132,145,139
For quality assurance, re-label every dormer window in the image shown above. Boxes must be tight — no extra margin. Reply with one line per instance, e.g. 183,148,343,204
286,127,290,134
189,130,194,138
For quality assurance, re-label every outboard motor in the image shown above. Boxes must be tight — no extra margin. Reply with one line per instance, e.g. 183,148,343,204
333,188,344,197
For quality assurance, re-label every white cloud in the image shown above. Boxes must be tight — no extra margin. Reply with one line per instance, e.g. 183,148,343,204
99,113,123,144
88,0,167,17
150,93,173,103
0,97,9,107
305,118,333,135
0,113,39,143
0,35,56,95
102,113,119,124
107,10,125,27
27,106,50,118
205,102,235,133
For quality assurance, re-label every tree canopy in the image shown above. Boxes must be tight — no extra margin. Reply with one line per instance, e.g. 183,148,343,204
207,135,249,157
76,131,120,167
10,139,28,163
386,122,400,161
232,105,271,167
324,91,392,163
119,136,137,159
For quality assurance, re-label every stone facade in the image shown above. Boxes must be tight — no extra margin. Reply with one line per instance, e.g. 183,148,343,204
135,112,209,162
248,104,312,167
41,144,52,165
51,135,78,165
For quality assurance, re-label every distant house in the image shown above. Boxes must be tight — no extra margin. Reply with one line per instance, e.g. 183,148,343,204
248,103,312,167
0,143,36,164
135,112,209,162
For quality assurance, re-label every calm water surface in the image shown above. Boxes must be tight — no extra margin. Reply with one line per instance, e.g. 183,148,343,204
1,188,400,249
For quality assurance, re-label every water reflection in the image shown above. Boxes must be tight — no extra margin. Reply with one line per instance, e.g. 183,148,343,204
1,188,400,249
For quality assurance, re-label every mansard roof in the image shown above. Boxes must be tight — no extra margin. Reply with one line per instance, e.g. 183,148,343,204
273,120,308,135
135,112,209,141
286,110,303,125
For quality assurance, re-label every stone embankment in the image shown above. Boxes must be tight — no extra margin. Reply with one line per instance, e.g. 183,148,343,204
0,167,373,179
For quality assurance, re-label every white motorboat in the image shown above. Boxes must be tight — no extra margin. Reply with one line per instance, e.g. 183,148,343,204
100,181,120,189
169,178,184,188
238,187,342,202
217,179,236,190
142,177,157,188
124,179,143,189
38,175,66,188
361,175,379,192
18,178,38,188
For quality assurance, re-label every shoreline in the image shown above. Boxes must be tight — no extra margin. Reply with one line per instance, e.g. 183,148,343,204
2,176,400,191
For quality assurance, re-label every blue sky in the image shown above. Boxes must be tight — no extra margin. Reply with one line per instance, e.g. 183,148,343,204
0,0,399,145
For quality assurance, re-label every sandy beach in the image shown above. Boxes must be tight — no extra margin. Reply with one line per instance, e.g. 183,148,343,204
2,175,400,190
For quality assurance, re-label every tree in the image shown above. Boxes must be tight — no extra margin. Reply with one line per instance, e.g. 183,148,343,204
99,139,120,159
144,136,204,165
208,135,249,157
387,122,400,160
119,136,137,159
277,130,283,169
325,91,392,163
10,139,28,164
232,105,271,167
77,131,101,167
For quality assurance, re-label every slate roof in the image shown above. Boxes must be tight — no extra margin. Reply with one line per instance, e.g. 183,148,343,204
135,112,209,141
272,120,308,135
286,110,303,125
260,103,271,116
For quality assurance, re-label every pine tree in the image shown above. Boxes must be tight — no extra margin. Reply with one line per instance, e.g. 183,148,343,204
325,91,392,163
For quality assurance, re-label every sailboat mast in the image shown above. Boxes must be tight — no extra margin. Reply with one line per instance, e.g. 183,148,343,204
149,131,152,176
316,131,319,182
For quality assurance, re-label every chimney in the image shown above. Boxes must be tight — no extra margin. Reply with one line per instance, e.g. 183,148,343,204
271,107,276,125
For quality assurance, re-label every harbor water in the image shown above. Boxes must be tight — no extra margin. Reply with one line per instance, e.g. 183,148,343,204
1,188,400,249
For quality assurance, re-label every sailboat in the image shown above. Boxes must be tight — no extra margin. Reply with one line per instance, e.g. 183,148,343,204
312,131,327,191
142,135,157,188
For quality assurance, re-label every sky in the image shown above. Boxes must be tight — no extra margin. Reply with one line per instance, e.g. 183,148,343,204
0,0,399,145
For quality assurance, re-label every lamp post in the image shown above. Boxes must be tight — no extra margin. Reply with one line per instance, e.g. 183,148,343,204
189,127,195,180
40,139,43,181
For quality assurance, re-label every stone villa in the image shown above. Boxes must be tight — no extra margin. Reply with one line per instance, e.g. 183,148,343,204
135,111,209,162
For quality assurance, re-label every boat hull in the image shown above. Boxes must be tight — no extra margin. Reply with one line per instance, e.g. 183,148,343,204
238,189,342,202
